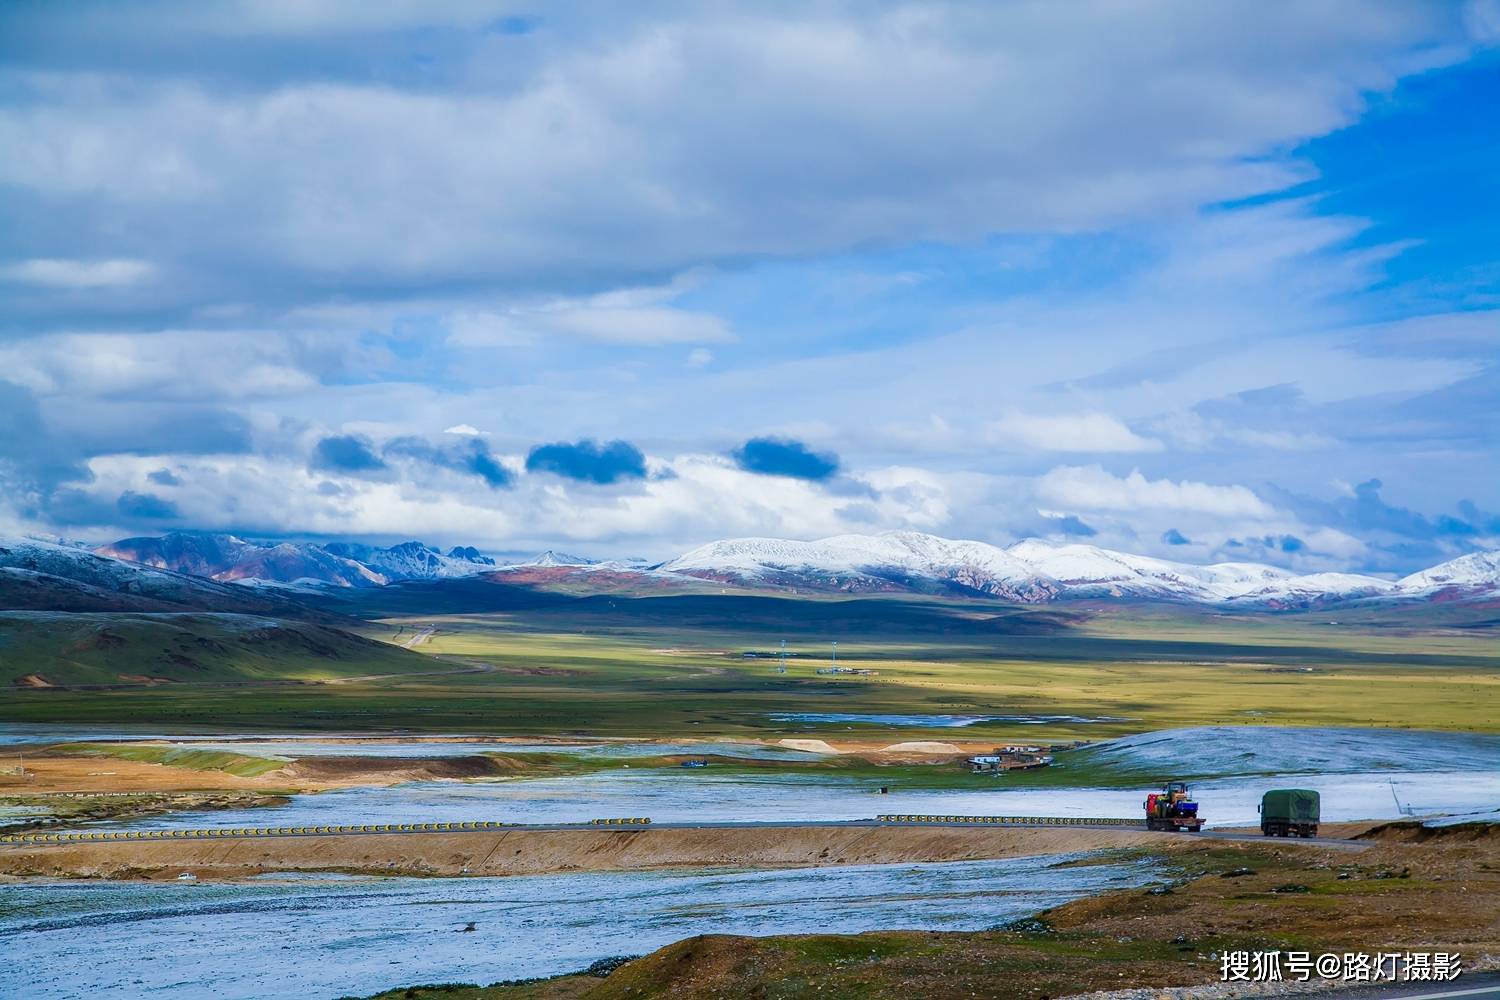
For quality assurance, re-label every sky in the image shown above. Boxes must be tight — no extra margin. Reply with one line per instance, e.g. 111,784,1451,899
1,1,1497,573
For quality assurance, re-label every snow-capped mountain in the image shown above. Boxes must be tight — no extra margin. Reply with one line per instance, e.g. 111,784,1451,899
97,533,499,588
66,529,1500,607
517,550,598,567
1397,550,1500,599
661,532,1058,601
322,541,496,581
658,531,1404,605
0,536,328,615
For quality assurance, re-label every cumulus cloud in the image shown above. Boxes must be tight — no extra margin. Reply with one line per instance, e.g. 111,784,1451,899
116,490,178,520
1037,466,1276,517
384,436,514,488
731,437,840,480
1039,513,1098,537
58,450,946,556
1260,478,1500,571
525,439,648,484
990,412,1162,453
310,435,387,474
0,3,1494,575
0,2,1475,329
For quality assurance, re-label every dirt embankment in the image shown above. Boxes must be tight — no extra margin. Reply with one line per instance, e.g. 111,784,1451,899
280,754,521,784
0,754,280,794
0,751,534,796
0,825,1198,881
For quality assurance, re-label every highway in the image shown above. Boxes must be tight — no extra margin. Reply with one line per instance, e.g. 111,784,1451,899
0,815,1369,848
1337,973,1500,999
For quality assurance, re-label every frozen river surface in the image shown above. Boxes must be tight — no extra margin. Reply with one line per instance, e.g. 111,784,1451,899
0,854,1143,999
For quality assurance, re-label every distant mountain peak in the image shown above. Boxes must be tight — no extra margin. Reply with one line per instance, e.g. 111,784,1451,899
96,534,500,588
523,550,598,567
659,530,1427,606
78,528,1500,608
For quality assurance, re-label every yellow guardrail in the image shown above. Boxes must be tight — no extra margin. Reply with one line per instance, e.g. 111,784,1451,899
0,815,1156,844
875,815,1143,827
588,817,652,826
0,819,530,843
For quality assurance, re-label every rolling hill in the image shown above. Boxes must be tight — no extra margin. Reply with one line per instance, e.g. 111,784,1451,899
0,611,434,689
0,538,334,616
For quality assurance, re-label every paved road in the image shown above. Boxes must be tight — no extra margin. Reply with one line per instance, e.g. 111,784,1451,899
1,816,1372,847
398,625,436,649
1335,973,1500,998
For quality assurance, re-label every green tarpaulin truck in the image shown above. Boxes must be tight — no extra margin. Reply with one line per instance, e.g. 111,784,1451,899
1259,788,1320,838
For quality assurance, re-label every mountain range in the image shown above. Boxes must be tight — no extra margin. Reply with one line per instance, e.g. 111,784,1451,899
95,534,499,589
31,529,1495,609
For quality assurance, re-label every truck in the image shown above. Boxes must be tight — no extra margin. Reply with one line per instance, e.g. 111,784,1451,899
1259,788,1319,838
1144,780,1202,832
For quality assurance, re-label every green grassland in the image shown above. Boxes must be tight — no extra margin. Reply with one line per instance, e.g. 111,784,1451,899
45,742,290,777
0,611,435,688
3,592,1496,738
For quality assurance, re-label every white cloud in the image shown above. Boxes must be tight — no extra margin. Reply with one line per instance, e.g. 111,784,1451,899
447,281,735,348
686,348,714,368
1037,465,1276,517
0,3,1475,310
1150,411,1335,452
2,258,156,288
541,306,732,346
989,412,1162,453
70,450,949,556
443,424,485,437
0,331,319,399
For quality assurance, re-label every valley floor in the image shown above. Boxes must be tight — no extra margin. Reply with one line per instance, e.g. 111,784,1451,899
352,823,1500,1000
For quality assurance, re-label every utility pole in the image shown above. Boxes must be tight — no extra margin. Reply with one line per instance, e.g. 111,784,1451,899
778,639,787,674
832,640,838,671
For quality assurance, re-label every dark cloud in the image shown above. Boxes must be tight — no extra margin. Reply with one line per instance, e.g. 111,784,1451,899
1261,478,1497,572
116,490,178,519
1337,479,1491,544
310,435,387,474
384,436,514,489
1161,528,1191,545
525,439,647,484
66,406,254,457
732,437,839,480
0,380,90,492
1457,500,1500,535
1051,515,1097,537
1277,534,1305,553
1350,479,1448,539
147,468,181,486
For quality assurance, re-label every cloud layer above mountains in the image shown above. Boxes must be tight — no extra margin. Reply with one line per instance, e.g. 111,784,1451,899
1,1,1497,572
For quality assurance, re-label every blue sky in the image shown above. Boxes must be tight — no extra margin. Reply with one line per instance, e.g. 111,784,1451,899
0,1,1497,572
